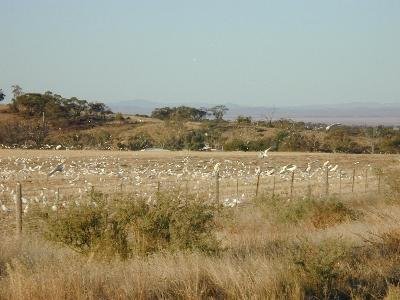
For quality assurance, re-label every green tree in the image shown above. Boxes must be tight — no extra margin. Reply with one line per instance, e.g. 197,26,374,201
0,89,5,101
208,105,228,120
11,84,23,99
151,106,207,121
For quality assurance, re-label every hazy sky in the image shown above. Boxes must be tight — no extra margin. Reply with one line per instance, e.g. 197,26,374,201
1,0,399,106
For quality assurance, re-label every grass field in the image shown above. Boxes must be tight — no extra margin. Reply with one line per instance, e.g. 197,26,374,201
1,150,400,299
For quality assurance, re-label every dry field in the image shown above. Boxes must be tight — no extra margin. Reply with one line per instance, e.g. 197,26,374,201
0,149,397,198
1,150,400,299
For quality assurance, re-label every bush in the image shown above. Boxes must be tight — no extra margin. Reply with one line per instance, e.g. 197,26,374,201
131,193,220,254
223,139,249,151
223,138,272,151
291,238,350,299
35,192,220,258
256,196,360,228
56,130,112,149
127,133,154,150
37,196,132,259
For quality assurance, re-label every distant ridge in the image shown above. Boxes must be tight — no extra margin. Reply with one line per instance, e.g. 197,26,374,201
107,100,400,126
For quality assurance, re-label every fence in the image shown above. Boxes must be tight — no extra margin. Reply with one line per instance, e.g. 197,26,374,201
0,167,388,236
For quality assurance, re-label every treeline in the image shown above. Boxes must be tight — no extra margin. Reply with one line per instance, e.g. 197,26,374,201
0,92,399,153
10,91,112,126
150,105,229,121
0,88,113,148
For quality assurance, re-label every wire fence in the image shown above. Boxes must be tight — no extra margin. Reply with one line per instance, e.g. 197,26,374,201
0,168,389,236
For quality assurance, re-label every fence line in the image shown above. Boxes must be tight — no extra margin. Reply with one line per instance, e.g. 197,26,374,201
0,168,391,236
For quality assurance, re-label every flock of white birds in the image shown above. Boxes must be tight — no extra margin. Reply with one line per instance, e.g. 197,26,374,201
0,150,377,215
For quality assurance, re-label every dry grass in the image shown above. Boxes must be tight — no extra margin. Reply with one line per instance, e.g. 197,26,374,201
1,188,400,299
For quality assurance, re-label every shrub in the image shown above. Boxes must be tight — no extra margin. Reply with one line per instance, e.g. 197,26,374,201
290,238,350,299
127,133,154,150
223,139,249,151
37,196,131,259
131,193,220,254
35,192,220,258
256,196,360,228
384,169,400,196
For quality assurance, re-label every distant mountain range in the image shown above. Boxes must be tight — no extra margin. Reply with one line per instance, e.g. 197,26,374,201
107,100,400,126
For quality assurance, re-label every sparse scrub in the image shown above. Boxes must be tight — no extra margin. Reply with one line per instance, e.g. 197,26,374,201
255,195,360,228
31,192,221,259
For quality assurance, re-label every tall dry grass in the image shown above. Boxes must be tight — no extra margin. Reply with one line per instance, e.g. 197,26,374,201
1,173,400,299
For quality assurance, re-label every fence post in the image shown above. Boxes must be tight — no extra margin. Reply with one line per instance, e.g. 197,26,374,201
16,182,22,236
364,168,368,193
325,168,329,197
215,171,220,203
56,187,60,202
255,173,261,197
378,172,381,194
351,168,356,193
339,170,342,195
157,181,161,193
120,182,123,192
290,171,295,198
272,175,276,198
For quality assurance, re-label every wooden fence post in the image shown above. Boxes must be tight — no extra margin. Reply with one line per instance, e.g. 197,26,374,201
378,172,381,194
16,183,22,236
157,181,161,193
56,187,60,202
272,175,276,198
215,171,220,203
351,168,356,193
290,171,295,198
255,173,261,197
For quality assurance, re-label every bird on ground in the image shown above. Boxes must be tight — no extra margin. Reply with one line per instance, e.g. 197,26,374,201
325,123,341,131
323,160,330,168
258,147,272,159
266,169,275,176
279,165,288,174
330,164,338,172
213,163,221,175
48,163,64,177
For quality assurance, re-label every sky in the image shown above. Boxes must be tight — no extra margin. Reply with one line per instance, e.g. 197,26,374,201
1,0,400,106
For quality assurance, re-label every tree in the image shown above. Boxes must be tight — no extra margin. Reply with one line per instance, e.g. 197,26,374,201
208,105,228,120
265,105,276,127
236,115,252,124
11,85,23,99
0,89,5,102
151,106,207,121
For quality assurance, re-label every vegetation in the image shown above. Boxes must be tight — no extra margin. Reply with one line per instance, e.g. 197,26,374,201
34,191,220,258
9,91,112,126
151,106,207,121
1,181,400,299
0,86,398,153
